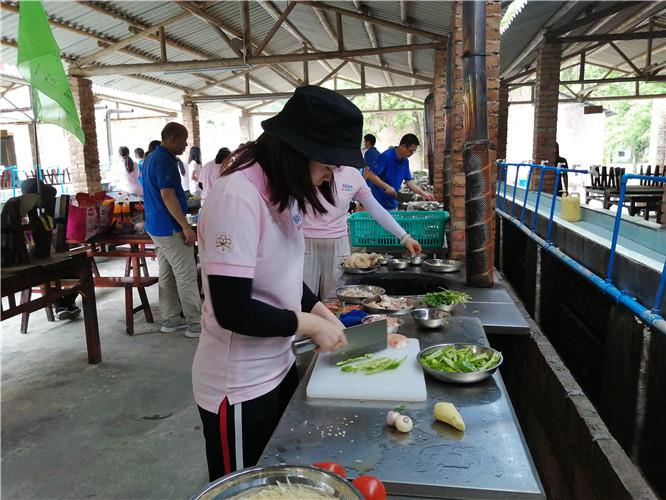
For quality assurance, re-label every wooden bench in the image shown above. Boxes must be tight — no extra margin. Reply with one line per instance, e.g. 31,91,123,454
93,276,158,336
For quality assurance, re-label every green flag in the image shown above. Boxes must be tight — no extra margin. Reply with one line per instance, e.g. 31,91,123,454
17,0,85,144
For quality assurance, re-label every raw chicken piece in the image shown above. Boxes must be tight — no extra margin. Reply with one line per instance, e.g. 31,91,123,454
388,333,408,349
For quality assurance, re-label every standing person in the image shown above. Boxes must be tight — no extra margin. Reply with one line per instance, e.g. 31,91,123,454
303,166,422,298
193,86,358,481
134,147,145,187
198,147,231,202
115,146,141,195
141,122,201,338
556,142,569,196
177,156,190,194
363,133,380,170
188,146,202,196
145,139,161,160
366,134,435,210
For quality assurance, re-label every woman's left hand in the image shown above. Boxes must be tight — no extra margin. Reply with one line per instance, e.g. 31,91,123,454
404,238,422,256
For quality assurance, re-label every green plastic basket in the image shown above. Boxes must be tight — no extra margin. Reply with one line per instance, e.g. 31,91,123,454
348,210,450,248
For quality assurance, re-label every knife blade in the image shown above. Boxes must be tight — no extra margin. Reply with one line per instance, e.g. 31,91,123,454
291,319,388,363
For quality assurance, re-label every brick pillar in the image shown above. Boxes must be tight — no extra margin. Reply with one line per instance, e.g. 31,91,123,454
68,77,101,193
181,100,200,161
486,0,501,246
497,80,509,160
449,1,466,260
432,47,447,202
531,42,561,192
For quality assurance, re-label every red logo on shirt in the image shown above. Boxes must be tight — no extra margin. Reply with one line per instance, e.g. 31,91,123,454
215,233,232,253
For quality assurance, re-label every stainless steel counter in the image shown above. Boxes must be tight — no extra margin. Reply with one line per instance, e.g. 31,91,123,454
341,265,530,335
259,316,544,499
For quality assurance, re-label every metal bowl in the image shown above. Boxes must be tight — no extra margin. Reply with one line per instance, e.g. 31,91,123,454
410,308,449,328
423,259,462,273
191,464,361,499
362,296,419,316
417,343,503,384
362,314,405,333
377,254,390,265
404,253,426,265
387,258,408,270
335,285,385,304
341,264,377,275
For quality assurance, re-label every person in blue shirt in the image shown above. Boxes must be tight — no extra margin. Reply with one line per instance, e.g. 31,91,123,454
142,122,201,338
366,133,435,210
363,133,380,171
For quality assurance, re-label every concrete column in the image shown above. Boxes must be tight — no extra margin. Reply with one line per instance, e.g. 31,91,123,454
432,47,447,202
239,112,253,143
181,100,200,162
68,77,101,193
497,80,509,160
531,42,562,192
449,0,466,260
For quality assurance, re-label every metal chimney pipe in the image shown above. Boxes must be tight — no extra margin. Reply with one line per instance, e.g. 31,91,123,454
462,0,494,287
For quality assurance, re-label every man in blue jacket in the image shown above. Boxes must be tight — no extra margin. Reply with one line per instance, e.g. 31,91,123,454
142,122,201,338
366,134,435,210
363,133,380,170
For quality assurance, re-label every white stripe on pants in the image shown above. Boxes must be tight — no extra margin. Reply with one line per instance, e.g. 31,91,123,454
303,236,351,299
148,231,201,325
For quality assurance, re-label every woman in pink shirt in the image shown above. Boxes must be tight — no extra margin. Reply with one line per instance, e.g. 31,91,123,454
194,86,365,481
302,166,422,298
198,147,231,202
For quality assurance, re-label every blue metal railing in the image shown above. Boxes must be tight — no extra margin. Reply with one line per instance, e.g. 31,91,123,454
496,161,666,334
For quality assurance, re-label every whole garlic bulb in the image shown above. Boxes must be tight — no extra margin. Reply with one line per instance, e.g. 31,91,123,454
395,415,413,433
386,410,401,427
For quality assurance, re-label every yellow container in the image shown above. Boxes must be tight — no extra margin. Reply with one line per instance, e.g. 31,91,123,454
560,192,581,222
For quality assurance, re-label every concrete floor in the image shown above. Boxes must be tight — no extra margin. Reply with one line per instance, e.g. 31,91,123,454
2,258,209,499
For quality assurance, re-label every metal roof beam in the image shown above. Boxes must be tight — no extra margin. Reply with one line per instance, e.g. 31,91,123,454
69,43,437,77
75,11,190,66
352,1,392,87
311,6,363,82
316,60,347,85
552,30,666,44
345,58,433,82
255,1,297,55
176,1,244,57
506,75,666,86
308,1,448,42
399,0,416,95
546,2,636,38
189,83,431,102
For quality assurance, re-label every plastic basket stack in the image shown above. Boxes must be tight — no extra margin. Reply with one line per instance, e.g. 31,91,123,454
348,210,449,248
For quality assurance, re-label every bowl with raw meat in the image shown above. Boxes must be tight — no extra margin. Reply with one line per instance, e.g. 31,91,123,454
361,314,405,333
362,295,419,316
335,285,385,304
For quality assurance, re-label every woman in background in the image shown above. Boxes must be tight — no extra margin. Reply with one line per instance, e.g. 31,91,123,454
198,147,231,202
115,146,141,195
188,146,202,196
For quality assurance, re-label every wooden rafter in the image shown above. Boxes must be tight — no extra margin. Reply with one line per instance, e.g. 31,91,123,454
69,43,436,77
352,0,392,87
608,41,643,75
241,0,251,57
311,6,363,81
176,1,244,57
316,60,347,85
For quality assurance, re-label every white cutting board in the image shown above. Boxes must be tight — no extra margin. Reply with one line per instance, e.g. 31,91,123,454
306,338,427,402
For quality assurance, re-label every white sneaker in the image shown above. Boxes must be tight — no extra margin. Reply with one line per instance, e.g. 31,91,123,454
160,317,188,333
185,324,201,338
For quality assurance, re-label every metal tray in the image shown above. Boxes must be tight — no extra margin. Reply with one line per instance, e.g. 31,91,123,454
335,285,385,304
417,343,503,384
423,259,462,273
362,296,419,316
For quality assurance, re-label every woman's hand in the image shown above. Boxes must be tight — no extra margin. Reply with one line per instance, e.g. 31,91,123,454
404,237,422,256
296,312,347,352
311,302,344,328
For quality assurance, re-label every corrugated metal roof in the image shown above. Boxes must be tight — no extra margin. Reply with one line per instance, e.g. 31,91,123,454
0,0,441,110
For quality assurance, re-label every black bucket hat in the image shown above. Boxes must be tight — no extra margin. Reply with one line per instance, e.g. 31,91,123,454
261,85,364,168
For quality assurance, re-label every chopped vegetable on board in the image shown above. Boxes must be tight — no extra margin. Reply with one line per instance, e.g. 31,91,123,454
420,345,501,373
340,356,407,375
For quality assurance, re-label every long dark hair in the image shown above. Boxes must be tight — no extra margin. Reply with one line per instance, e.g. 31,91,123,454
119,146,134,173
176,158,186,176
145,140,161,159
188,146,202,165
222,133,335,215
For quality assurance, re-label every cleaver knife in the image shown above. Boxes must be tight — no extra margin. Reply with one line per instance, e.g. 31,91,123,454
291,319,388,363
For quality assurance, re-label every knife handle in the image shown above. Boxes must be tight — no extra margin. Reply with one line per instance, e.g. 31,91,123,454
292,337,318,355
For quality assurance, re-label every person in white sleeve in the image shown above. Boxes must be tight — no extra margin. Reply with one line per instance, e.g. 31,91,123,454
302,166,422,299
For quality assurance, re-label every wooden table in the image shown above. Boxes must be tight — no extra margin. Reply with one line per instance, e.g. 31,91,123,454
584,185,664,221
1,251,101,364
87,233,156,277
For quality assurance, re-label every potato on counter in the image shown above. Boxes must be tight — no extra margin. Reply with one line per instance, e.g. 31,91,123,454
434,401,465,431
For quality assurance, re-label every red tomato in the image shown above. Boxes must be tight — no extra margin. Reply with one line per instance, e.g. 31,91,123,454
312,461,347,478
353,475,387,500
